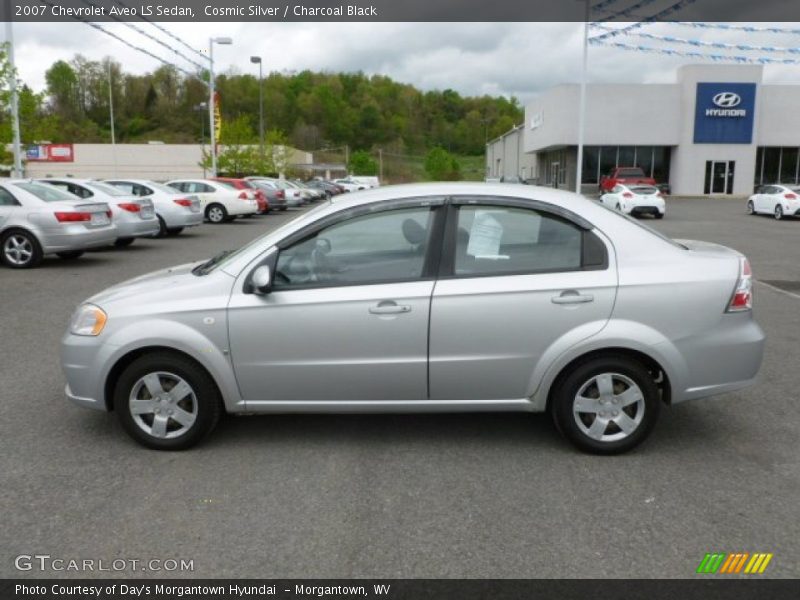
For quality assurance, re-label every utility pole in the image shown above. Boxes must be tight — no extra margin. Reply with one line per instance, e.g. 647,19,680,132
108,61,117,177
208,37,232,177
378,148,383,181
575,0,590,194
5,20,23,178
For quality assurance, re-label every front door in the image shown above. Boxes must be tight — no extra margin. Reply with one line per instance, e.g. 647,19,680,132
228,202,443,402
705,160,735,194
429,201,617,400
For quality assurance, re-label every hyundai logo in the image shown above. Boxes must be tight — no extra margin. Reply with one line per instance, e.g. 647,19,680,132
712,92,742,108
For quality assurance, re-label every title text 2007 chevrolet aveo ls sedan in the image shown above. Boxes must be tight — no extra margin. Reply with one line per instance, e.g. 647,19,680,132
61,183,765,454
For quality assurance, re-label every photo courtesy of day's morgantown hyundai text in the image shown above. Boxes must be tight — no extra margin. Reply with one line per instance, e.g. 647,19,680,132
61,182,765,454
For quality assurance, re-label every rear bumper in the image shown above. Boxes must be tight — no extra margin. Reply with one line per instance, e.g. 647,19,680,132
116,217,161,239
629,205,665,216
669,316,765,403
41,226,118,253
161,209,204,229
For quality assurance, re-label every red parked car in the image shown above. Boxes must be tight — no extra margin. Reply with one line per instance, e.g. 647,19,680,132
212,178,270,214
599,167,657,193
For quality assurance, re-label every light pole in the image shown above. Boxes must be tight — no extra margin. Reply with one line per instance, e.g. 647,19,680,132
575,0,590,194
208,36,232,177
194,102,208,177
108,61,117,177
5,20,23,177
250,56,264,169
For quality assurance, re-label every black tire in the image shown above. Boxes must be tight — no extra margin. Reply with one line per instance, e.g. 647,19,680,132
113,352,223,450
1,229,43,269
550,356,660,455
114,237,135,248
205,203,227,224
155,216,168,238
747,200,755,215
56,250,84,259
166,227,184,236
654,212,664,220
775,205,784,220
243,214,254,219
280,206,288,211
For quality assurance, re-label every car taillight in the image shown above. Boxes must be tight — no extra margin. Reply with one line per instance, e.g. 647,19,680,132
173,198,193,207
277,190,285,199
784,193,797,200
118,203,141,212
727,257,753,312
238,191,248,200
622,192,633,198
106,210,113,218
54,212,92,223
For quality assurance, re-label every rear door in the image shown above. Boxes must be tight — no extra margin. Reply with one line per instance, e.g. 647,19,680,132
0,185,21,229
429,198,617,401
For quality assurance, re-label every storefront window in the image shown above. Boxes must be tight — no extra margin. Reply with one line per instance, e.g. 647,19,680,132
755,147,764,185
581,146,600,183
635,146,654,178
617,146,635,168
780,147,799,184
599,146,617,178
762,147,781,184
652,147,671,184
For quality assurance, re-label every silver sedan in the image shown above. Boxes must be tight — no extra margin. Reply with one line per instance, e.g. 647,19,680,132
61,183,765,453
104,179,204,236
0,179,117,268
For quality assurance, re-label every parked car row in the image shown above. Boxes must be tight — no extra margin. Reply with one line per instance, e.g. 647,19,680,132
0,175,334,269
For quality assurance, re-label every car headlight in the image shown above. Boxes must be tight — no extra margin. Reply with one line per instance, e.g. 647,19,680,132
70,304,108,336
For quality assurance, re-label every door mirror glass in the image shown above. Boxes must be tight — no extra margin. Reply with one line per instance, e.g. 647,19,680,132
250,265,272,295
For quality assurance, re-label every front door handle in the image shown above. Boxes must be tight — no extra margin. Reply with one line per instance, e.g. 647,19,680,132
551,291,594,305
369,301,411,315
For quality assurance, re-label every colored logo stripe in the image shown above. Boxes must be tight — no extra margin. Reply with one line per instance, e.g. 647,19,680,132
697,552,773,574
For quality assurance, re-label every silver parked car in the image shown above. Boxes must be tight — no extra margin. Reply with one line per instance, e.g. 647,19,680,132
0,179,117,268
61,183,765,453
38,179,159,247
105,179,204,236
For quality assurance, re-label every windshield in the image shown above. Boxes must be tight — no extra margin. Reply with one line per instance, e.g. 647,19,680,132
630,186,658,195
194,202,332,274
86,181,129,196
15,182,80,203
594,200,686,249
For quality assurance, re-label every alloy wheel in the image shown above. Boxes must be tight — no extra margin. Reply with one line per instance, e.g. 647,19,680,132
3,234,34,266
208,207,224,223
128,371,198,439
775,205,783,220
572,372,645,443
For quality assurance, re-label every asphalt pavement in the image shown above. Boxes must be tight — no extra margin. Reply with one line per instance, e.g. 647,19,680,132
1,197,798,579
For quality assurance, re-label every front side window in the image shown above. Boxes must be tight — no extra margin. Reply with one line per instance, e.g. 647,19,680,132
275,207,434,288
454,205,583,276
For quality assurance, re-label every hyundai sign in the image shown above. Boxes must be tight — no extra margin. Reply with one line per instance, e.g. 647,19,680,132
694,82,756,144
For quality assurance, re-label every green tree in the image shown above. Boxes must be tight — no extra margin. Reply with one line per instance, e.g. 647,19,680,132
348,150,378,176
424,146,461,181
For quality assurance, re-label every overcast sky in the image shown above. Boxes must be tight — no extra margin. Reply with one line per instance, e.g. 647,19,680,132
7,21,800,103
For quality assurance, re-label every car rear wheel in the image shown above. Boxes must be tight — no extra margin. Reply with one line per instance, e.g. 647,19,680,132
114,352,223,450
654,212,664,220
114,238,135,247
205,204,227,224
551,357,660,454
775,205,784,220
747,200,755,215
155,216,168,238
1,229,43,268
56,251,84,259
166,227,184,236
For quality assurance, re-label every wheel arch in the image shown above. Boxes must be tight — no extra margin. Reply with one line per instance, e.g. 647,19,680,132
544,347,672,413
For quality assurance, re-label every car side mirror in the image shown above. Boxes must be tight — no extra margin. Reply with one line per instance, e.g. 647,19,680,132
250,265,272,295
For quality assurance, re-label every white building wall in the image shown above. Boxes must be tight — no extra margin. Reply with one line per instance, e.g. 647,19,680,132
486,126,537,180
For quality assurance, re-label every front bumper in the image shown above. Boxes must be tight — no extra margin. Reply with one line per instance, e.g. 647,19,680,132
40,226,118,253
61,331,114,411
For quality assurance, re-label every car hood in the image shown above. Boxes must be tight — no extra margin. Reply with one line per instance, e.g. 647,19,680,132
87,261,203,306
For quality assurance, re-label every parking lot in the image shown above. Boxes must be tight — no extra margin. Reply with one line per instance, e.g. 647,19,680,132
2,196,798,579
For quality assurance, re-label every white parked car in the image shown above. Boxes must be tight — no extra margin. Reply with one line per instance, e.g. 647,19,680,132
334,178,368,193
165,179,259,224
747,184,800,220
38,178,159,246
599,184,665,219
105,179,203,236
349,176,380,189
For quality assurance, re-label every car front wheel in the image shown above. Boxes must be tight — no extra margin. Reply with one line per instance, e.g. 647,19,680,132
205,204,227,224
551,357,660,454
114,352,223,450
775,205,784,220
747,200,755,215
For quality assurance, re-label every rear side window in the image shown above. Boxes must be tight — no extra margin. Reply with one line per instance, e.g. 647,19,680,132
14,183,76,203
0,187,20,206
454,206,584,276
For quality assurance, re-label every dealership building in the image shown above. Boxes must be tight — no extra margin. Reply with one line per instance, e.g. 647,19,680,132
486,64,800,196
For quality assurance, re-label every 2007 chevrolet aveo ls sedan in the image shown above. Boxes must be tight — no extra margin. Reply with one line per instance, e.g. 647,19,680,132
61,183,765,454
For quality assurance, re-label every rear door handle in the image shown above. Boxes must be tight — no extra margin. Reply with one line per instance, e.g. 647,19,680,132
551,291,594,305
369,301,411,315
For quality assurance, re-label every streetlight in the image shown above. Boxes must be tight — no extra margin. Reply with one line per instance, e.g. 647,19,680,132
250,56,264,169
575,0,590,194
194,102,208,176
208,36,233,177
5,20,22,177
